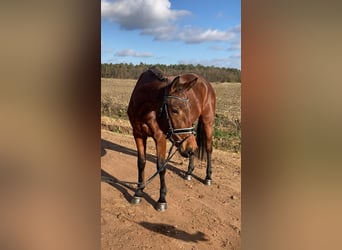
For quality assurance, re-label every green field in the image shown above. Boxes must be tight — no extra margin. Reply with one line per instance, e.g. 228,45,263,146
101,78,241,152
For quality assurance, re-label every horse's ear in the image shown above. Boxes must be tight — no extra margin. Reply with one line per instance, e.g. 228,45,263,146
170,76,198,94
169,76,181,94
183,77,198,91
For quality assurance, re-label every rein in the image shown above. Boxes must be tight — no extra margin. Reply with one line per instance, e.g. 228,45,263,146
102,141,179,188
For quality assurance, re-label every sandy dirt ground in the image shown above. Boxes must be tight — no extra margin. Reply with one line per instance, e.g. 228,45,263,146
101,129,241,249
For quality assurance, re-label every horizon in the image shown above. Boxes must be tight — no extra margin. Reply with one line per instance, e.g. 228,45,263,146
101,61,241,71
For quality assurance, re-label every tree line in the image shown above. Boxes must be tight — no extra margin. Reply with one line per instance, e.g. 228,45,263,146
101,63,241,82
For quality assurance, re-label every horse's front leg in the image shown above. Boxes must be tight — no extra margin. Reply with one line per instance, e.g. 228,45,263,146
131,136,147,204
185,154,195,180
154,133,167,211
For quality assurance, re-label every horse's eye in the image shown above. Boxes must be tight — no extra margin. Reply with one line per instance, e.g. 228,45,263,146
171,108,178,114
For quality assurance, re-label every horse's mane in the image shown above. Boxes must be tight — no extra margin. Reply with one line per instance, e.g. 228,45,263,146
148,66,166,82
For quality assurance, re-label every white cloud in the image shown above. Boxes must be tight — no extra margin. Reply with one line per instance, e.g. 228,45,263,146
141,25,240,44
177,27,234,44
228,43,241,51
178,24,240,44
145,24,240,44
102,0,240,45
209,45,226,51
140,25,178,41
115,49,154,58
101,0,189,30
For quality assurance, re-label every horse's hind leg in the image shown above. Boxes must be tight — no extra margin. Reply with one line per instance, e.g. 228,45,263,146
204,122,214,186
131,136,146,204
205,153,212,185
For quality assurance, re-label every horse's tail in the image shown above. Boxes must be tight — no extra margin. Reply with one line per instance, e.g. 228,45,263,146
196,119,207,161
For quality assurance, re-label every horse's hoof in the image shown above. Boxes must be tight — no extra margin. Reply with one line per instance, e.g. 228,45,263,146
131,196,142,204
205,179,212,186
185,174,192,181
155,202,167,212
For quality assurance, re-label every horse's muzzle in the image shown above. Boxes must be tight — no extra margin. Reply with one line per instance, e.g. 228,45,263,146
179,148,194,158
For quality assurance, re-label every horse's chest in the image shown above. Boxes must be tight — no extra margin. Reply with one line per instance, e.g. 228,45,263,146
133,121,155,137
141,123,151,135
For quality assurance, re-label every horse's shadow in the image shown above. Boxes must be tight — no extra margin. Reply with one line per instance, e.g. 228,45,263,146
101,138,157,162
137,221,209,243
101,138,206,208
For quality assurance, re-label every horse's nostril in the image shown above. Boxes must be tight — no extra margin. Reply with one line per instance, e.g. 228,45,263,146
186,149,194,157
179,148,192,158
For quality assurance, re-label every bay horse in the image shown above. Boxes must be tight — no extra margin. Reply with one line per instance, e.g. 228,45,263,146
127,67,216,211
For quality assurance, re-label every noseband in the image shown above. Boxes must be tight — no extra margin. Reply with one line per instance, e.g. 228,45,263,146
160,95,194,146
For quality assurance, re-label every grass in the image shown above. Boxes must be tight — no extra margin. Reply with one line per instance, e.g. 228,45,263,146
101,78,241,152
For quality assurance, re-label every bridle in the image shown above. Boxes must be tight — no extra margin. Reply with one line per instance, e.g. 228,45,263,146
161,94,195,147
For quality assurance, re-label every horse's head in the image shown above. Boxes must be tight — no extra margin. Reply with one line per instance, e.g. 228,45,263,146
165,76,198,158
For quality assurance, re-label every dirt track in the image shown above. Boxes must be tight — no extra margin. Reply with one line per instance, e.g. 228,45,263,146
101,129,241,249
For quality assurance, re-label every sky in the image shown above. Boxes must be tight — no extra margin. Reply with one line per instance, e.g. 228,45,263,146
101,0,241,69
